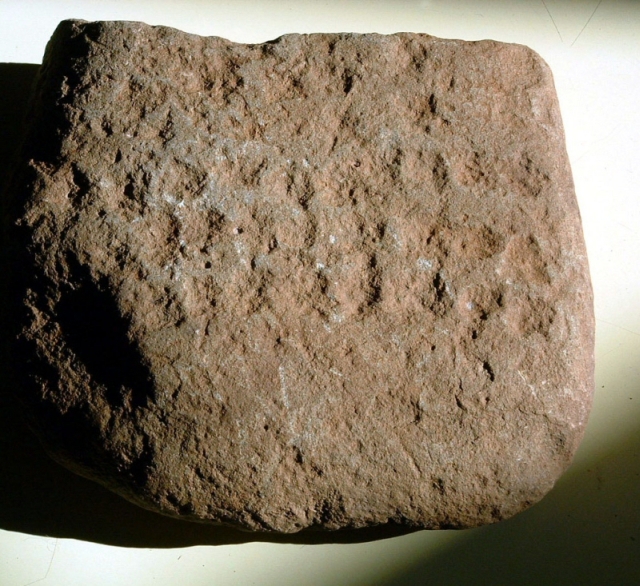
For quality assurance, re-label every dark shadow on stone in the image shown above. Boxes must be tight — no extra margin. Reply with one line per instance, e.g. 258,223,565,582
56,264,154,409
376,421,640,584
0,62,417,548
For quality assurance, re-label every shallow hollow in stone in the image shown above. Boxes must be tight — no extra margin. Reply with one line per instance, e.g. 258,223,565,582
7,19,594,533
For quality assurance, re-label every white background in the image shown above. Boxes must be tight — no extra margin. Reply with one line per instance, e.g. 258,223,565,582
0,1,638,584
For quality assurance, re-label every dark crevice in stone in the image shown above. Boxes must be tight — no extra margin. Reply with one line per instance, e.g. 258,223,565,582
482,361,495,382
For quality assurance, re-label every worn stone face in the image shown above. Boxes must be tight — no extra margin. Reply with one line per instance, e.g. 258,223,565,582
7,20,594,533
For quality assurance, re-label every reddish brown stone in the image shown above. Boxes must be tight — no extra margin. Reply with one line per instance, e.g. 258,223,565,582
7,20,594,532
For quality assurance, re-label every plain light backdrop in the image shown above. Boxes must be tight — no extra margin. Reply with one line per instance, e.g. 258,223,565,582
0,1,638,585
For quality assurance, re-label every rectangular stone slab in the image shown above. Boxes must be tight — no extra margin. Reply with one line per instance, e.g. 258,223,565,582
7,20,594,533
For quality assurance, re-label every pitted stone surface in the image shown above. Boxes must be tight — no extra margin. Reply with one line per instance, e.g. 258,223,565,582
8,20,594,532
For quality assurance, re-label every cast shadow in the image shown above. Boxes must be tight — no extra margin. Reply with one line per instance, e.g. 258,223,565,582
378,410,640,584
0,63,414,548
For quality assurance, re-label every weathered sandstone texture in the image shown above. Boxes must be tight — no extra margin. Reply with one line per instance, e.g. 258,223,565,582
7,20,594,532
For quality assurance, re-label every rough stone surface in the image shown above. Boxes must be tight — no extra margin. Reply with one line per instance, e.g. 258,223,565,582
7,20,594,533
